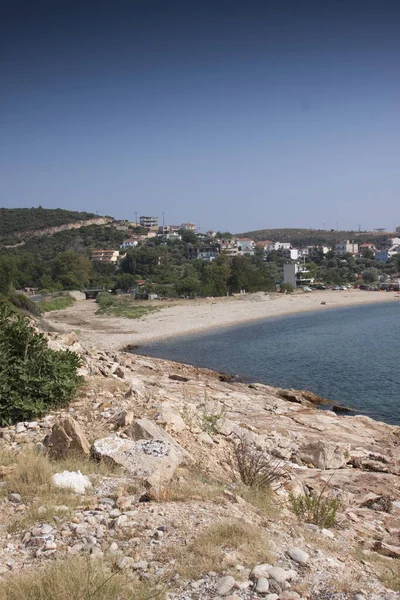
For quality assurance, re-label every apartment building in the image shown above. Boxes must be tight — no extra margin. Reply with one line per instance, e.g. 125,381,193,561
139,216,158,229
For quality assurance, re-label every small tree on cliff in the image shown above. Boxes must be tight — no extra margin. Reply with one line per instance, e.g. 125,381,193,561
0,303,82,425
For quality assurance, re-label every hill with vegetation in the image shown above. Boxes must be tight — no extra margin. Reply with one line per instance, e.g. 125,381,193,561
0,207,101,245
236,227,394,247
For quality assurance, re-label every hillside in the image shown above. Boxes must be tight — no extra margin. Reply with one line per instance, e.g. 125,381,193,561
0,207,105,245
236,227,394,247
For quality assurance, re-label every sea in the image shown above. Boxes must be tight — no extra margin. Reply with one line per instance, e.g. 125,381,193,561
136,301,400,426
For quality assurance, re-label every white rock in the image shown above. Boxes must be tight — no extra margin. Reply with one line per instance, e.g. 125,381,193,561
217,575,236,596
116,556,134,569
52,471,92,494
288,547,309,566
266,566,288,584
265,595,279,600
255,576,269,593
321,528,334,538
251,564,272,579
198,432,214,445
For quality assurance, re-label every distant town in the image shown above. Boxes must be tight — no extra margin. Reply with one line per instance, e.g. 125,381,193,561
89,215,400,291
1,207,399,297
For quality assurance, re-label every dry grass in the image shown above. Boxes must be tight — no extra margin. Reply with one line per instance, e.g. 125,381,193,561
354,547,400,592
0,449,119,531
0,555,164,600
155,466,226,503
237,484,280,519
79,376,131,397
172,520,273,580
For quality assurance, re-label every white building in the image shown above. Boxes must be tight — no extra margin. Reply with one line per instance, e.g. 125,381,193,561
181,222,196,231
236,238,255,255
120,239,138,249
165,232,182,241
198,250,218,261
267,241,291,251
335,241,359,256
283,263,314,287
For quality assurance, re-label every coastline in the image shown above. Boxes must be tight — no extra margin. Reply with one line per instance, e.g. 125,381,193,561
44,288,399,351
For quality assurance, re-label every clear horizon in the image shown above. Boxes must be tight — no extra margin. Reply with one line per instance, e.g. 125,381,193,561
1,0,400,233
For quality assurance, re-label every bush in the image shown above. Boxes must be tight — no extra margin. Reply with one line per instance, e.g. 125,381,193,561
289,490,338,528
229,434,285,489
280,282,294,293
7,293,41,316
38,295,76,313
0,303,82,425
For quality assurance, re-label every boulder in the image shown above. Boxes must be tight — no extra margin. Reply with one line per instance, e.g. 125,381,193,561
91,433,189,495
48,417,90,460
372,541,400,559
299,440,350,469
125,418,189,459
155,406,186,433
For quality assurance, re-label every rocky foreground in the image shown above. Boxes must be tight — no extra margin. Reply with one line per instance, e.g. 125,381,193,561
0,331,399,599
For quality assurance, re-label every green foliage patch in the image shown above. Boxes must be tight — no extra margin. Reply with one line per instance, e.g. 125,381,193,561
289,491,339,528
38,295,76,313
0,304,82,425
95,292,159,319
7,293,41,316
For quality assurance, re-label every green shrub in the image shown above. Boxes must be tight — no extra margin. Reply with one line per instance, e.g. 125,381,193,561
38,295,76,312
7,293,41,316
289,490,338,528
280,282,294,293
96,291,115,310
0,303,82,425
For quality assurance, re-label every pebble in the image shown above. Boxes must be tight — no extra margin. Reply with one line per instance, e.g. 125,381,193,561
116,556,135,569
251,564,272,579
279,592,300,600
256,576,270,593
8,493,22,503
132,561,149,570
287,547,309,566
113,515,128,528
265,595,279,600
216,575,236,596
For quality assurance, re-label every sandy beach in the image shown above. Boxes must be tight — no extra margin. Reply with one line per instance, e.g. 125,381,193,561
45,289,399,351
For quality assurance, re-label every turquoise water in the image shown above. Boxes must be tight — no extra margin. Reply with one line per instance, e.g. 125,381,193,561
136,301,400,425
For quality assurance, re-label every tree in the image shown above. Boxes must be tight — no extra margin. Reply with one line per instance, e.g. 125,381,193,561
51,251,91,289
0,254,17,295
114,273,137,292
362,268,379,284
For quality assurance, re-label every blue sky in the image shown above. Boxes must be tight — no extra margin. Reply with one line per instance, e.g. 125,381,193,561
1,0,400,232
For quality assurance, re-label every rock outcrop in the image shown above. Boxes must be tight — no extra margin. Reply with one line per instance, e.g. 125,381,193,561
0,329,399,600
48,416,90,460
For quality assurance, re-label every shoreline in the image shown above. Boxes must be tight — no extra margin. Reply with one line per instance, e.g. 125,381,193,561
44,289,400,352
